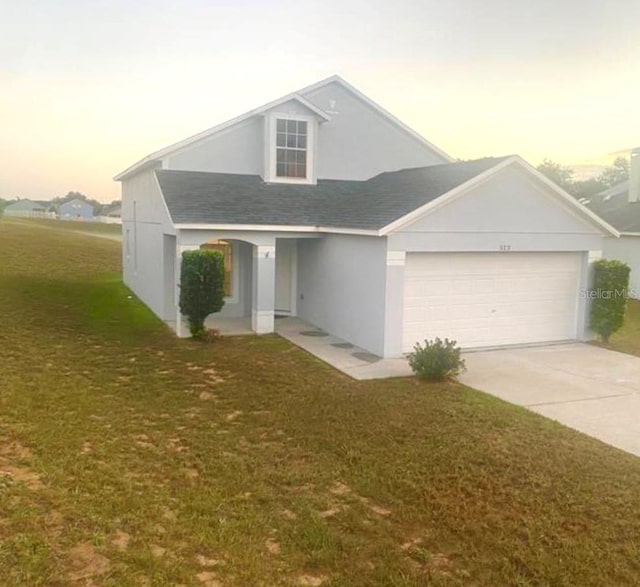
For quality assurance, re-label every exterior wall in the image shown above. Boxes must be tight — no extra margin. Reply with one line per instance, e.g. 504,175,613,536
296,234,387,356
388,166,604,253
165,118,264,175
121,166,174,321
162,80,448,182
301,80,449,180
59,199,94,219
603,236,640,299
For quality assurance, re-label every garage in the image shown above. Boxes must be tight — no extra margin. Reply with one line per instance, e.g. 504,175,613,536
403,252,583,351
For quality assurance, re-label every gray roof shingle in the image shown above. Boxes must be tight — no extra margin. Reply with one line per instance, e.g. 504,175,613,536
585,181,640,233
157,157,509,231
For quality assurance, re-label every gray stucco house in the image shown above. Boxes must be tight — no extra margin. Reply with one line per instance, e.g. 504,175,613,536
115,75,617,357
59,198,94,220
584,148,640,299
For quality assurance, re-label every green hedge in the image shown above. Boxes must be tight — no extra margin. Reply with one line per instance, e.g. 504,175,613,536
179,249,226,339
590,259,630,343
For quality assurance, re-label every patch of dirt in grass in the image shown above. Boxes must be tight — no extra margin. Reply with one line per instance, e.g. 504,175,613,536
166,437,187,453
81,441,93,454
328,481,351,496
296,574,329,586
225,410,243,422
196,571,222,587
150,544,166,558
0,464,44,490
265,537,281,555
67,542,111,582
133,434,155,449
281,509,298,520
0,439,32,460
196,554,225,567
111,530,131,552
198,391,218,401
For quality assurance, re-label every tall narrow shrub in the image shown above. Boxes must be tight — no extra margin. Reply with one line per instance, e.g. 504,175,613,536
179,249,226,339
590,259,630,343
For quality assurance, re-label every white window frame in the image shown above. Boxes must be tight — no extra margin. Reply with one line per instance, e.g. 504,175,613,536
264,112,316,185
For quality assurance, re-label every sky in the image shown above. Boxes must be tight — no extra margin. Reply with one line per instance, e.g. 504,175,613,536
1,0,639,203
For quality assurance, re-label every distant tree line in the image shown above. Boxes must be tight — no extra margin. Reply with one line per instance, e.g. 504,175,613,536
536,156,629,198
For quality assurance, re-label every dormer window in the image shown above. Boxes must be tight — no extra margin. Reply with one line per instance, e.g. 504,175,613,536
276,119,308,178
264,111,318,185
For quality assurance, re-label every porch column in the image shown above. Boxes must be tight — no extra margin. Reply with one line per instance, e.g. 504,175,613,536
175,242,199,338
383,251,406,358
252,243,276,334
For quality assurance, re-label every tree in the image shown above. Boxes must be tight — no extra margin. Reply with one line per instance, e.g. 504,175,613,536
598,156,629,189
536,159,575,193
179,250,226,339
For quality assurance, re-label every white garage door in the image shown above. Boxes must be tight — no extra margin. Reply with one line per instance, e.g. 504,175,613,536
403,252,582,351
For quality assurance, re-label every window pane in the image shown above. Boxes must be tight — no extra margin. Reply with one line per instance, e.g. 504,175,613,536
276,133,286,147
277,119,286,132
286,119,297,133
298,121,307,135
276,163,286,176
297,134,307,149
286,134,297,148
298,150,307,164
276,148,286,163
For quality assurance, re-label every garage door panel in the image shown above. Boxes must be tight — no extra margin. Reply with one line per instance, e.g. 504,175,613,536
402,252,581,352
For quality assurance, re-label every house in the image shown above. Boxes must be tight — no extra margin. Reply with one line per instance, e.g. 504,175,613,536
3,199,55,218
59,198,94,220
583,147,640,299
115,75,617,358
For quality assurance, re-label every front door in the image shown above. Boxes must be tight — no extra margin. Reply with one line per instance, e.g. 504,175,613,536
275,239,296,315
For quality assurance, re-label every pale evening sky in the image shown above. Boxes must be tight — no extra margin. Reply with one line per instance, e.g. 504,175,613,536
1,0,639,203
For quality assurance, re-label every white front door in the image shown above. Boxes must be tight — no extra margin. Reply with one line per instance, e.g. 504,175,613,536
275,239,296,315
403,252,582,351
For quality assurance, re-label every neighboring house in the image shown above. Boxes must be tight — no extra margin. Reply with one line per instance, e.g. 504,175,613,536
3,199,55,218
584,147,640,299
115,75,617,358
59,198,94,220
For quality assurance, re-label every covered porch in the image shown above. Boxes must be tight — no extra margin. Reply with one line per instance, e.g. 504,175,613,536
173,229,319,338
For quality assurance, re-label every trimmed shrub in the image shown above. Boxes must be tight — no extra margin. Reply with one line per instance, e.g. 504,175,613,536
179,250,226,339
408,337,466,381
590,259,631,343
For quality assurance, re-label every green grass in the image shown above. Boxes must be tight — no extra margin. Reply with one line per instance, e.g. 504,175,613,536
2,217,640,586
601,299,640,357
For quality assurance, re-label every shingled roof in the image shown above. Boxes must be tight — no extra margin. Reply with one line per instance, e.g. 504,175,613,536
584,181,640,234
157,157,509,231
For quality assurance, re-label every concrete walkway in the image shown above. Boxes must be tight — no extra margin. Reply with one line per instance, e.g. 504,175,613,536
275,317,412,380
460,343,640,457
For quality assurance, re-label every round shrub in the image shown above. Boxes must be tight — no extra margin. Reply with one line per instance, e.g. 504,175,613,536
408,337,466,381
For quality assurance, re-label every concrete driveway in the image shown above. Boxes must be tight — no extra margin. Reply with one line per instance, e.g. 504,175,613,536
460,343,640,457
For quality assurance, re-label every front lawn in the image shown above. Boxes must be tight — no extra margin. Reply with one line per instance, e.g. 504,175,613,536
2,217,640,586
605,298,640,357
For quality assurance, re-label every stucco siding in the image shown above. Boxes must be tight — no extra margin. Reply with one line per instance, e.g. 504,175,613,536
121,166,172,321
603,236,640,299
165,118,264,175
301,81,448,180
296,235,387,355
389,166,604,253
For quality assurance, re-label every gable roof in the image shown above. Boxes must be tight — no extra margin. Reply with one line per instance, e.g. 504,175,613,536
584,180,640,234
158,157,512,231
114,75,453,181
